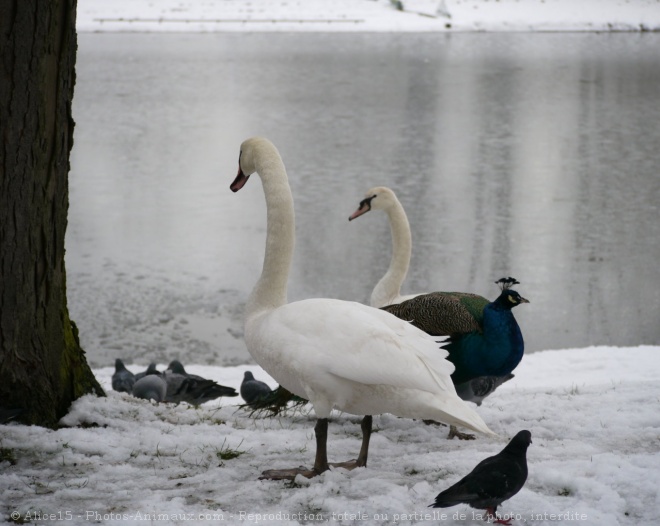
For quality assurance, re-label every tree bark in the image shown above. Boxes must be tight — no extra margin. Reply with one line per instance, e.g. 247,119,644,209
0,0,104,428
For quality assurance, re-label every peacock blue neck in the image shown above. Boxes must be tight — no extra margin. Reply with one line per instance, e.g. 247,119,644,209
448,303,525,384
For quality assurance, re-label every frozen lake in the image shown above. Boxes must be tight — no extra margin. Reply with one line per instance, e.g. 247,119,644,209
68,32,660,368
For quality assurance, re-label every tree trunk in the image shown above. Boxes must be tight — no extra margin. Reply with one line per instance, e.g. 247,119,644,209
0,0,104,428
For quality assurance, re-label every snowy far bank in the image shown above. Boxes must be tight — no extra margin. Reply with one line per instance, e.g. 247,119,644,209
77,0,660,33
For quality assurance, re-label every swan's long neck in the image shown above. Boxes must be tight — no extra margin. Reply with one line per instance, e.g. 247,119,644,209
370,201,412,308
246,154,295,319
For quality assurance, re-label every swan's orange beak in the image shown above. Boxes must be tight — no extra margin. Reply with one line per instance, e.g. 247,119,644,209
348,195,375,221
230,167,250,192
348,204,369,221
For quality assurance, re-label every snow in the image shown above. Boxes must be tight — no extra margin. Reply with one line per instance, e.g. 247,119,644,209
2,346,659,525
76,0,660,33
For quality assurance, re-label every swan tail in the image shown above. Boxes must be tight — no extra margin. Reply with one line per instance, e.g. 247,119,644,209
428,396,498,437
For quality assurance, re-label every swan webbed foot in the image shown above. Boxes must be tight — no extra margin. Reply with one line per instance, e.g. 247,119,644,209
329,459,367,471
259,466,320,481
258,459,368,481
447,424,476,441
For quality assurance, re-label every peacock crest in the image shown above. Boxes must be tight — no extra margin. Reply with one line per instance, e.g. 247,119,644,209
495,277,520,290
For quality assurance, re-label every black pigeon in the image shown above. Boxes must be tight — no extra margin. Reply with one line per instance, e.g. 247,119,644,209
430,430,532,525
112,359,136,393
240,371,273,407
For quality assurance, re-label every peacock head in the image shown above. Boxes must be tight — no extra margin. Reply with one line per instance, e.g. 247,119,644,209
494,277,529,309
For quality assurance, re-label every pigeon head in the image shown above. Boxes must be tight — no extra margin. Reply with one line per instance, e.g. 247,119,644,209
504,430,532,453
168,360,187,375
115,358,128,371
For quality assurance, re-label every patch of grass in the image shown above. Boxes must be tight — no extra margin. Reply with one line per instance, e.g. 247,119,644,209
283,445,308,455
215,438,247,461
566,384,580,396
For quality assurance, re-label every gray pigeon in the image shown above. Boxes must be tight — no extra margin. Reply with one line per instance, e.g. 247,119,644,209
134,363,160,381
162,370,238,405
430,430,532,524
167,360,205,381
132,374,167,402
112,359,136,393
455,374,515,407
240,371,273,406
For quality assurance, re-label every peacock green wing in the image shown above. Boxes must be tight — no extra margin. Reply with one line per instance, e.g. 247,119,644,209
452,292,489,329
380,292,488,336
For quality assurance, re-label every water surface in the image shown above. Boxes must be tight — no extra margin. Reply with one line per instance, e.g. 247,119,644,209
69,32,660,367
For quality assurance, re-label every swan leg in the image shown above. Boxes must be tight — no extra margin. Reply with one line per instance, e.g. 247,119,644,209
313,417,330,473
447,424,476,441
259,416,373,481
329,415,372,470
356,415,372,466
422,420,476,440
259,418,330,481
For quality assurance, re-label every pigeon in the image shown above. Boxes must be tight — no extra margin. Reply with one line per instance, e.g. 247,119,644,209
167,360,205,381
112,358,136,393
132,374,167,402
240,371,273,407
455,374,515,407
134,363,160,381
162,370,238,405
430,430,532,525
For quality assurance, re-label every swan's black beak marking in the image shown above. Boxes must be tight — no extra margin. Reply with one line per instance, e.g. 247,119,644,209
348,195,376,221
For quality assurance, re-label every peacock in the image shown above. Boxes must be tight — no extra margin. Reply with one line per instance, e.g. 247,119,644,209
382,277,529,386
378,277,526,439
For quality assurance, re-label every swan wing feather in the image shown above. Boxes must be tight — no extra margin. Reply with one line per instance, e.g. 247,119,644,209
249,298,457,396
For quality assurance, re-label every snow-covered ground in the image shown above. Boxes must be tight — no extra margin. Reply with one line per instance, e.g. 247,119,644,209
1,346,659,525
77,0,660,33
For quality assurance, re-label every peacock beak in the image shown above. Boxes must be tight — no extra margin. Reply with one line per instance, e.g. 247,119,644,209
519,296,530,304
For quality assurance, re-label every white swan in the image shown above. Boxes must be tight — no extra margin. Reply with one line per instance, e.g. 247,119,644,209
348,186,422,308
230,137,495,480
